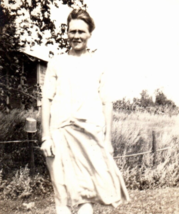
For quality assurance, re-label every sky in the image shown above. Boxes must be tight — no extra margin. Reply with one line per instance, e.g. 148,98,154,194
86,0,179,104
30,0,179,105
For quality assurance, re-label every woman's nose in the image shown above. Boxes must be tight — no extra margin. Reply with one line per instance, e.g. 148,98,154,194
74,32,80,38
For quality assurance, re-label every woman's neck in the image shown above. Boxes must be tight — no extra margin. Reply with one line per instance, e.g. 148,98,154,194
68,48,89,57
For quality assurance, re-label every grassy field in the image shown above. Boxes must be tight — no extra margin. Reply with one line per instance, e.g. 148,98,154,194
112,111,179,189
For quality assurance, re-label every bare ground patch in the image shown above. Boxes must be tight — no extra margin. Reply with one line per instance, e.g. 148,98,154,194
0,187,179,214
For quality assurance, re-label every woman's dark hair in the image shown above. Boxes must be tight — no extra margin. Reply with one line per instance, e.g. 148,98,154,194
67,9,95,33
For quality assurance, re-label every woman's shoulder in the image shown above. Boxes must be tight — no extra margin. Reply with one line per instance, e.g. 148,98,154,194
52,52,68,60
47,52,69,66
90,49,109,68
90,49,108,60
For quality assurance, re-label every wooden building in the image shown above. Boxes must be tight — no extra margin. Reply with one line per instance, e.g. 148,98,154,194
8,48,50,109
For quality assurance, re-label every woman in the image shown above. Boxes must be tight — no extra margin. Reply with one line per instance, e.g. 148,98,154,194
41,8,129,214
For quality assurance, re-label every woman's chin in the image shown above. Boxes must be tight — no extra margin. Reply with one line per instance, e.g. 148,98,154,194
74,47,84,52
72,45,86,52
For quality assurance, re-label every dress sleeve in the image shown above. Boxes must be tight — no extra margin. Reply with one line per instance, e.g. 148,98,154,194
99,67,113,104
43,59,57,100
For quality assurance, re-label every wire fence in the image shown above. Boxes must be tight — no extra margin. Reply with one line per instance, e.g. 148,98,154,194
0,140,37,144
114,146,171,159
0,121,172,175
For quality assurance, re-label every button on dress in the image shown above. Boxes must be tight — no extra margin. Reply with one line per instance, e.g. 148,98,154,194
43,52,130,208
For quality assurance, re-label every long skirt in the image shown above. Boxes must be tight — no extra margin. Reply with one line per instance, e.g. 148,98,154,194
46,122,130,208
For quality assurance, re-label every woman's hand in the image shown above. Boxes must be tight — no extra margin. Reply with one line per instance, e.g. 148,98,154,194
40,138,55,158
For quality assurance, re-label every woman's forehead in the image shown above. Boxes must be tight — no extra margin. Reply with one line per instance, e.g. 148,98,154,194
68,19,89,31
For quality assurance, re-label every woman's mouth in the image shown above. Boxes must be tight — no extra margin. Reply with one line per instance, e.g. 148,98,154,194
73,40,81,44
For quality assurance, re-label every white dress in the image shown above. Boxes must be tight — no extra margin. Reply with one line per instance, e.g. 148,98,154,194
43,51,130,207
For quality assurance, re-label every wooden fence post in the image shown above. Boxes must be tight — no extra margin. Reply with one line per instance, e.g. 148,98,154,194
28,133,35,176
24,118,37,176
152,131,157,165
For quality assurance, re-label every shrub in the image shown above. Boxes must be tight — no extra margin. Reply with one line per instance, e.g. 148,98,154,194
1,165,52,200
3,165,32,199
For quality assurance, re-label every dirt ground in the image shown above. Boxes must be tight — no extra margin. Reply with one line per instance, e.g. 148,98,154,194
0,187,179,214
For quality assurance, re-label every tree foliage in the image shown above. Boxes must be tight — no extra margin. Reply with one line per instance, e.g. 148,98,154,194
155,89,176,107
140,90,154,108
113,89,178,115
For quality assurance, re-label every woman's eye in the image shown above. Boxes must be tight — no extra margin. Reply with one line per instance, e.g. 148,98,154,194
69,30,84,35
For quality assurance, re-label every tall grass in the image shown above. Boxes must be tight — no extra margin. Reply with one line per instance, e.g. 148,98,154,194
0,109,46,179
0,109,41,141
112,111,179,189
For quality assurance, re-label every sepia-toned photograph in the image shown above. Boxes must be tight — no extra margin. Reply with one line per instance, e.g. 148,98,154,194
0,0,179,213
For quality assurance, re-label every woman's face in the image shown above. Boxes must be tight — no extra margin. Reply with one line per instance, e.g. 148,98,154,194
68,19,91,52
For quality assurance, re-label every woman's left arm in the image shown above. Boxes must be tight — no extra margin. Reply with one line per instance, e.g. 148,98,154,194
98,54,114,154
103,102,114,155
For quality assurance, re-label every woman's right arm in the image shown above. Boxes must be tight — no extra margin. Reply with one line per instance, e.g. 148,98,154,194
41,97,56,157
41,97,55,157
42,97,52,139
41,59,57,157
